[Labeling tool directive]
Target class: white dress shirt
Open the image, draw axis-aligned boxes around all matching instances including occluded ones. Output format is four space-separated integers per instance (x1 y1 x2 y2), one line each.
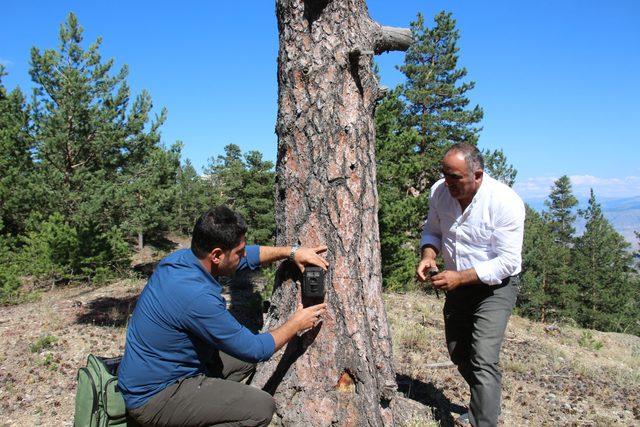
420 174 526 285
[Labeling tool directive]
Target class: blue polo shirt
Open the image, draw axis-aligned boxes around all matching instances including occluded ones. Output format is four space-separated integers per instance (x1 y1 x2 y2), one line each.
118 246 275 409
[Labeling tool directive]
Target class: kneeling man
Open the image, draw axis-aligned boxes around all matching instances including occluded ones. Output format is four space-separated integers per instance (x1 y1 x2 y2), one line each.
119 206 328 426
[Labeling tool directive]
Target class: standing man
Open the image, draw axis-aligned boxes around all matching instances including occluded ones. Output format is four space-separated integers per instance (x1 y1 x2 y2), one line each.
119 206 328 427
416 143 525 427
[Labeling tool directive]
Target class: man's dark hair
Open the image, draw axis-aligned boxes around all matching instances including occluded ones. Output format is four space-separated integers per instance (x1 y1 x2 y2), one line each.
447 142 484 173
191 206 248 258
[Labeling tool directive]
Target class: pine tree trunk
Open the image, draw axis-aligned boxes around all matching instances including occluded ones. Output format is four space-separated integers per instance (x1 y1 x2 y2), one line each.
252 1 411 425
138 231 144 252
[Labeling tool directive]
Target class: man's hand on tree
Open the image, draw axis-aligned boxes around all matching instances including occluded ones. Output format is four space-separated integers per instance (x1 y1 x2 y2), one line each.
294 245 329 273
270 296 328 350
291 301 328 331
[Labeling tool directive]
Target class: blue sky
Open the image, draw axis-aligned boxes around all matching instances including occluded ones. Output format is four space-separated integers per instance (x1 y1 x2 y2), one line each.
2 1 639 200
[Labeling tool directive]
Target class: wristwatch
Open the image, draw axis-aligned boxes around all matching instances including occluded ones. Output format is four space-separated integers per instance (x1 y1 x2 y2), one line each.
289 244 300 261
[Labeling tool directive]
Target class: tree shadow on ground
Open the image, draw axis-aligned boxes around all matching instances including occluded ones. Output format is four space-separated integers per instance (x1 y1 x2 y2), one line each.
131 236 183 278
82 256 265 330
144 235 180 252
133 261 158 278
76 295 139 327
219 269 267 334
396 373 466 427
261 326 321 396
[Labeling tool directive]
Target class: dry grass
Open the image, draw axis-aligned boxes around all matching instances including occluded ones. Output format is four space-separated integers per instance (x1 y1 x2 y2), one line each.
1 284 639 426
385 291 640 426
0 280 140 426
401 414 439 427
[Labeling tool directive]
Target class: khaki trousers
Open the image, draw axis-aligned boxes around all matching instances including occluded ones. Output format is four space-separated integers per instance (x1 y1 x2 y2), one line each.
128 352 275 427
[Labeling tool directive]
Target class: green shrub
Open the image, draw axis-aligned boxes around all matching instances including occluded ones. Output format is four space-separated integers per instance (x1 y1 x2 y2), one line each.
75 224 131 278
578 331 603 350
19 213 77 283
18 214 131 285
30 334 58 353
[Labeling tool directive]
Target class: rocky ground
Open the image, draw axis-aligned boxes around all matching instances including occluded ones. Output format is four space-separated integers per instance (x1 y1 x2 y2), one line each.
0 269 638 426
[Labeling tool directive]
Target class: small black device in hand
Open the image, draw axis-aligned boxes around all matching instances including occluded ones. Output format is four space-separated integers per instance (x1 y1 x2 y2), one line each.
302 266 325 298
429 268 440 299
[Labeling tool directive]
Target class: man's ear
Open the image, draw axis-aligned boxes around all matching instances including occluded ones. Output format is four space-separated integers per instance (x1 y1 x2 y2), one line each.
209 247 225 266
474 170 484 180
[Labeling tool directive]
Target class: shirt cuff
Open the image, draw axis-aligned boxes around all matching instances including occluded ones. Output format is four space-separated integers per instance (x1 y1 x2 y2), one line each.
473 260 502 286
257 332 276 360
244 245 261 270
420 234 441 252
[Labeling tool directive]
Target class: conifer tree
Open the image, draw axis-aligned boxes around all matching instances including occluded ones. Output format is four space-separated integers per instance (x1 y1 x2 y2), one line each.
523 174 579 323
24 13 170 280
375 90 424 290
29 13 166 227
519 205 577 322
0 235 20 300
173 159 218 235
116 144 182 251
204 144 275 245
545 175 578 246
0 68 42 298
399 11 483 188
252 1 413 421
205 144 245 207
0 66 39 237
376 11 483 289
572 190 638 333
483 148 517 187
241 151 275 245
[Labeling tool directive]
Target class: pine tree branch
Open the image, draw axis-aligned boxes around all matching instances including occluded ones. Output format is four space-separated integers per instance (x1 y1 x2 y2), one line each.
70 155 94 170
373 24 413 54
39 151 67 176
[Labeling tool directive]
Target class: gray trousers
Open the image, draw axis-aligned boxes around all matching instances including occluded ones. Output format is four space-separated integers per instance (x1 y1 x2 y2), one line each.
127 352 275 427
444 277 518 427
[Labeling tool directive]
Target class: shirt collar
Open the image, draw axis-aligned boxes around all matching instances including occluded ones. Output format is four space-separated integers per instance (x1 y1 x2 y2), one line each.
458 174 490 216
474 175 488 199
184 248 220 286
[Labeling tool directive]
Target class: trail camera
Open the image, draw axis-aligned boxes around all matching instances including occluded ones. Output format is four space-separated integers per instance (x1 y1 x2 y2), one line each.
302 266 325 298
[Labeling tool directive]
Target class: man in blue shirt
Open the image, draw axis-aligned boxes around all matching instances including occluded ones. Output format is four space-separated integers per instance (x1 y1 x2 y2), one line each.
119 206 328 426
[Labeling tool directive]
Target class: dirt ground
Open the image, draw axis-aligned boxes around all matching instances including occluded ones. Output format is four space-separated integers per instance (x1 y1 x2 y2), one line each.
0 279 638 426
385 292 640 426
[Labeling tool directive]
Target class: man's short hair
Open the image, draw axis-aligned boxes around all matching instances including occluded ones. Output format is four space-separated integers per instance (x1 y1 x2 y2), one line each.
191 206 248 258
447 142 484 173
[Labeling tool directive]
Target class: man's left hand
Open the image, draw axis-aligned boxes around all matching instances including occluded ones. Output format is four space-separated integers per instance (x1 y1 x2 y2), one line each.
431 270 464 292
294 245 329 272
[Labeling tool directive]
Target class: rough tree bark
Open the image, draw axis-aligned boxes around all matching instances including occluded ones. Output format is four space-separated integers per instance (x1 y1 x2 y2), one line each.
251 1 412 425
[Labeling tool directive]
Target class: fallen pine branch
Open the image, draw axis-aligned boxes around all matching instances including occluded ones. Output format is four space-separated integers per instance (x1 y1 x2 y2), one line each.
424 361 455 369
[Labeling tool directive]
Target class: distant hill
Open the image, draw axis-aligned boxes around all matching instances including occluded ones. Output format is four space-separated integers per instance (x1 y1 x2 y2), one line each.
524 196 640 251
